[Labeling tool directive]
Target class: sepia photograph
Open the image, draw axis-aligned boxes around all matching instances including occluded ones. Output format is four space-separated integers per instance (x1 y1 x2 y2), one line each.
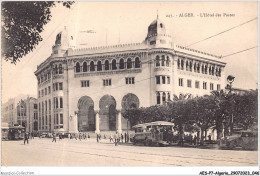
1 1 259 175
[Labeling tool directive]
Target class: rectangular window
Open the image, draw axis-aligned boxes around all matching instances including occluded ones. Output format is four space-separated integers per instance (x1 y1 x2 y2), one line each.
81 80 90 87
56 114 59 125
126 77 135 85
55 83 58 91
103 79 112 86
60 97 63 108
34 104 37 109
210 83 214 90
179 78 183 87
45 88 47 95
38 91 40 98
217 84 221 91
60 114 63 125
203 82 207 90
195 81 200 89
156 76 160 84
49 99 51 112
48 86 51 94
167 76 170 84
187 80 192 88
59 83 63 90
41 90 44 97
56 98 58 108
162 76 166 84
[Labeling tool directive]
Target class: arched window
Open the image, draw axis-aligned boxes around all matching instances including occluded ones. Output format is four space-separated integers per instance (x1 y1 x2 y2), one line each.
119 59 124 69
186 61 189 71
127 58 132 69
161 55 165 66
202 65 204 74
97 61 102 71
197 63 200 73
90 61 95 72
167 92 170 101
194 63 196 72
162 92 166 104
75 62 80 73
205 65 208 74
135 57 140 68
55 65 58 74
105 60 109 70
156 92 160 105
212 67 215 75
156 56 160 67
112 59 117 70
59 64 63 74
190 61 192 71
166 56 170 67
209 66 212 75
178 59 180 69
219 68 221 77
83 62 87 72
181 60 184 70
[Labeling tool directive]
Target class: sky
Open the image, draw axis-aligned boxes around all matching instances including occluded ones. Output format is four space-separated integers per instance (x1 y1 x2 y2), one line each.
2 1 258 103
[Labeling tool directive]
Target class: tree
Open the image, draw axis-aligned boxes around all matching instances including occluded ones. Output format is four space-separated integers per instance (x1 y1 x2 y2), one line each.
2 1 74 64
233 90 258 130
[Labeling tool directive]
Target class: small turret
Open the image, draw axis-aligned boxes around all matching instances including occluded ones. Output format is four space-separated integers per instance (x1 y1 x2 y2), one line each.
52 26 75 57
145 15 173 48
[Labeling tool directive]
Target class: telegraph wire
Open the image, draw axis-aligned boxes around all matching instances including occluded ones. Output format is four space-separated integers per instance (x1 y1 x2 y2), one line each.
186 17 258 47
221 46 258 58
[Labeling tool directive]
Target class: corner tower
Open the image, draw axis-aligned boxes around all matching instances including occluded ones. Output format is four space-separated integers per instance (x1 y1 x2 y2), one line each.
145 15 173 48
52 26 75 57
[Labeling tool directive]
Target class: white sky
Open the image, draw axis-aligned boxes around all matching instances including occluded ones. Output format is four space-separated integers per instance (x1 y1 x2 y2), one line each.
2 1 258 103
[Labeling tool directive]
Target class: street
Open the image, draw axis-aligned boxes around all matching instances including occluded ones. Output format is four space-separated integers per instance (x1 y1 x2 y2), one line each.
1 138 258 166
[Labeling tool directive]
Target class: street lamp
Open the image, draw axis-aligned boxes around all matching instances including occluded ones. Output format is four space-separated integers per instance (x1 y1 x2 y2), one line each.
226 75 235 136
227 75 235 93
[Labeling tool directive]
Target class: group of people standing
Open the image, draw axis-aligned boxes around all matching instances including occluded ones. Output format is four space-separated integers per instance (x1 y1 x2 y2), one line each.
108 132 130 146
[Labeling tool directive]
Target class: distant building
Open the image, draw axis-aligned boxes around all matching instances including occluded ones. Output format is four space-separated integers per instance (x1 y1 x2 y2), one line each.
2 96 38 133
35 16 226 134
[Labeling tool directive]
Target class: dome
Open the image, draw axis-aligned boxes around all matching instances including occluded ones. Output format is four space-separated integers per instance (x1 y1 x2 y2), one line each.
147 17 167 38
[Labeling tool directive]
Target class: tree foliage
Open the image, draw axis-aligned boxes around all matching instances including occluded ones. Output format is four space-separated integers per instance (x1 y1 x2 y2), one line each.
2 1 74 64
123 90 258 141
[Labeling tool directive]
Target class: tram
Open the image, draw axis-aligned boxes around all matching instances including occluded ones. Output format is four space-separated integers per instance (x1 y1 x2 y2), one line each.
132 121 175 146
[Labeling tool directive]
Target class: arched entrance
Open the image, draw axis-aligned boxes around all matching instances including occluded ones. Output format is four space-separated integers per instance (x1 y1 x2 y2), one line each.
121 93 140 111
121 93 140 129
78 96 95 131
99 95 117 131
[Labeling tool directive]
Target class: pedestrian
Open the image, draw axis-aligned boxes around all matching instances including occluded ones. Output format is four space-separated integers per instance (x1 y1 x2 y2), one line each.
109 134 113 142
193 135 197 146
97 133 99 143
104 134 106 139
114 132 119 146
124 132 127 143
83 133 86 140
24 132 29 145
88 133 90 138
121 133 124 143
79 133 82 141
52 133 56 142
208 135 212 144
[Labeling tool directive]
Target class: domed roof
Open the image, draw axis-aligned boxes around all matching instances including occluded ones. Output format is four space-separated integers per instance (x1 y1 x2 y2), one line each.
149 18 165 26
54 26 75 47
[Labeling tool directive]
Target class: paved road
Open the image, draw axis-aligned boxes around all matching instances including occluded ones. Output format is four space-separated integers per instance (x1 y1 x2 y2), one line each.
1 138 258 166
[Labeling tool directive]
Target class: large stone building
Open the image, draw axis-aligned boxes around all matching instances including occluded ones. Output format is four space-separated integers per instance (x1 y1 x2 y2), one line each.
2 96 38 133
34 17 226 134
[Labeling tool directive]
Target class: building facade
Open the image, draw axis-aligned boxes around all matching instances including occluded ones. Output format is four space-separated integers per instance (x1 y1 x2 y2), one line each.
34 17 226 134
2 96 38 133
